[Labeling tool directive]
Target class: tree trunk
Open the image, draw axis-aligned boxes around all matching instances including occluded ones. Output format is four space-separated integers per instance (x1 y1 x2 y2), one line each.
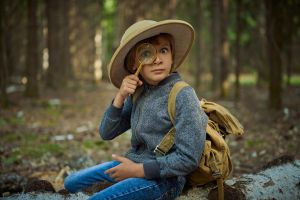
219 0 229 98
255 2 268 88
0 0 9 108
234 0 241 102
265 0 283 109
46 0 67 89
286 42 292 87
167 0 177 18
5 1 27 81
283 3 294 87
25 0 39 98
97 0 109 82
179 158 300 200
61 0 73 81
86 1 101 85
7 158 300 199
210 0 221 91
193 0 202 95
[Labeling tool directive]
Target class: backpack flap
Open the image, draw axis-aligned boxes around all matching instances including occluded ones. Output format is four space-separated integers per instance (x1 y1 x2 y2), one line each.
200 99 244 136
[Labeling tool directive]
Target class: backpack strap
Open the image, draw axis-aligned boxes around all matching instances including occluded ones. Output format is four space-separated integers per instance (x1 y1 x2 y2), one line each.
217 178 225 200
168 81 190 124
154 81 189 156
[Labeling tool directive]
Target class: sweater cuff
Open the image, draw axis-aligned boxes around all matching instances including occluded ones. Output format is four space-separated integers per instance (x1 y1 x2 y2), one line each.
106 103 123 119
143 160 160 179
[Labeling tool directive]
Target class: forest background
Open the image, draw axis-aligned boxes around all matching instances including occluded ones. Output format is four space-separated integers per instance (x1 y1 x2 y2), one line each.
0 0 300 194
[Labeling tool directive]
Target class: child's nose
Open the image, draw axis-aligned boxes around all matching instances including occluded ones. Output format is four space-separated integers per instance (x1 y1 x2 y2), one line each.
153 54 162 64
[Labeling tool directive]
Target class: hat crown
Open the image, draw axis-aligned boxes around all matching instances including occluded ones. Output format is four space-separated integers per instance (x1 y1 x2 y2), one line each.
121 20 157 45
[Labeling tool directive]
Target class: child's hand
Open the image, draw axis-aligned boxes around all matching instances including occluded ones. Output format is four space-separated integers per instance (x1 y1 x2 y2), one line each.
113 75 142 108
104 154 145 181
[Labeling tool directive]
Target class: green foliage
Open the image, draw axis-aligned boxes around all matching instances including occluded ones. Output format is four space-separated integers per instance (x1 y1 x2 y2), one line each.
102 0 117 68
1 133 19 142
83 139 109 150
32 99 65 126
0 114 24 128
1 132 66 166
2 152 20 165
285 74 300 85
21 143 64 157
0 118 8 127
104 0 115 14
239 73 257 86
246 139 264 148
43 107 61 125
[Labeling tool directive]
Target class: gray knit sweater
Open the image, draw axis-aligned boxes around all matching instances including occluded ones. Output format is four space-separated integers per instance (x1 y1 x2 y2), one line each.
99 73 208 181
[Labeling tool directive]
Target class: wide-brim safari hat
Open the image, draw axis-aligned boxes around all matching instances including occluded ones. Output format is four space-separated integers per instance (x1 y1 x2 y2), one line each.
108 19 195 88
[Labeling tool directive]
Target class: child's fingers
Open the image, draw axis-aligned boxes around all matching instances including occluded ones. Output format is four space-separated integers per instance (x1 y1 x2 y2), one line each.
127 82 139 89
125 88 135 95
127 74 141 83
112 154 130 163
124 77 138 84
104 166 116 175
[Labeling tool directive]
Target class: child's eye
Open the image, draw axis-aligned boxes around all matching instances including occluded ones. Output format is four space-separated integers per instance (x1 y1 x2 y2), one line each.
160 47 169 54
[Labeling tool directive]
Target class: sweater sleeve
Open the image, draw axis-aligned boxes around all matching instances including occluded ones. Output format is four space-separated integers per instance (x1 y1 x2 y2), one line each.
99 97 132 140
143 87 208 179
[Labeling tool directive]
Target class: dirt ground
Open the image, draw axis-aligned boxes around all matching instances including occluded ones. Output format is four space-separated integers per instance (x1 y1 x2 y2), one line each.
1 80 299 195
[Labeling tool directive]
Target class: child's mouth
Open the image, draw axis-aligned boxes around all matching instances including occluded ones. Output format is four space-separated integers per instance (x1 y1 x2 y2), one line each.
151 69 165 74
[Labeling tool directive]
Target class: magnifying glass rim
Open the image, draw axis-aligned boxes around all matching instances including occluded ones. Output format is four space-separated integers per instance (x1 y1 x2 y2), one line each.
136 43 156 64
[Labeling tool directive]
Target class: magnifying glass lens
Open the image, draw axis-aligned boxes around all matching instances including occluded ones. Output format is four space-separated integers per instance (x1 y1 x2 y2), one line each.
136 44 156 64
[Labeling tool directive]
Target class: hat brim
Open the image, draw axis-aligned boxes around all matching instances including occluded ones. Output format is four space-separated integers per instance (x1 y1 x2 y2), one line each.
108 20 195 88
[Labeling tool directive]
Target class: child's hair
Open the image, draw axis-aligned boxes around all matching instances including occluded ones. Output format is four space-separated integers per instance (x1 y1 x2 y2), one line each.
124 33 174 73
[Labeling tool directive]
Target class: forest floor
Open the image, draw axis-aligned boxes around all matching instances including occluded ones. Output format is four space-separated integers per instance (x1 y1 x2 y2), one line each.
1 79 300 196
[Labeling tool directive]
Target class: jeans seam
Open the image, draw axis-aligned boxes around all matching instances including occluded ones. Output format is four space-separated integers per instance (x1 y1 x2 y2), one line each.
104 181 165 200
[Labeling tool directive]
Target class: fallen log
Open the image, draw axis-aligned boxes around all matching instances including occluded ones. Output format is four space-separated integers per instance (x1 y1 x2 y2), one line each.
179 156 300 200
2 157 300 200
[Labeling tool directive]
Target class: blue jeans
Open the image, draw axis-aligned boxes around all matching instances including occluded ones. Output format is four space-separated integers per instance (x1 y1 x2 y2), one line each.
64 161 185 200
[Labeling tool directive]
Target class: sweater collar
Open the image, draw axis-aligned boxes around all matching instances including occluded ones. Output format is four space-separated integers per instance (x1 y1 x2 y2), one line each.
142 72 181 90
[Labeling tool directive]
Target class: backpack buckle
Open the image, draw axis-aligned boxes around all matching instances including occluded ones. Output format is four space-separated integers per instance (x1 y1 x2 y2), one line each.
212 170 221 177
154 146 166 157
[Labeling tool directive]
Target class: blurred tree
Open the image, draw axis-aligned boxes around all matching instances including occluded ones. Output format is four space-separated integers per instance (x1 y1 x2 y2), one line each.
210 0 221 91
0 0 8 107
167 0 177 19
283 0 300 86
234 0 241 101
117 0 143 41
219 0 229 98
265 0 284 109
46 0 68 89
25 0 39 97
101 0 116 81
96 0 105 82
252 1 269 88
193 0 203 95
62 0 73 82
4 1 27 83
69 0 101 84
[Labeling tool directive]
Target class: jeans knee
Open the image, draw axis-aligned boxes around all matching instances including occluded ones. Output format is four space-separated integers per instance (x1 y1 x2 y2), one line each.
64 174 77 193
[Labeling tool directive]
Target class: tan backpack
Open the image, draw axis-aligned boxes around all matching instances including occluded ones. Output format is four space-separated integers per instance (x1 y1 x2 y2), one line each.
153 81 244 200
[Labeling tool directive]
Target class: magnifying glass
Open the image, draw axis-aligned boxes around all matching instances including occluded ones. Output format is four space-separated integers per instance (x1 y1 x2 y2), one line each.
134 43 156 76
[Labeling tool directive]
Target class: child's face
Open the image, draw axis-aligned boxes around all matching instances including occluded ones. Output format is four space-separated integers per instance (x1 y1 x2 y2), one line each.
138 36 173 85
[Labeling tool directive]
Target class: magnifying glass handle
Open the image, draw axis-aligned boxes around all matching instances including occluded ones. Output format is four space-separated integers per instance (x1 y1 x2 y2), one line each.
134 62 143 76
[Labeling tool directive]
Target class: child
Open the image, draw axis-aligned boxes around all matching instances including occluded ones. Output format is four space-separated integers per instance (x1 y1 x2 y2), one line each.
64 19 208 200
